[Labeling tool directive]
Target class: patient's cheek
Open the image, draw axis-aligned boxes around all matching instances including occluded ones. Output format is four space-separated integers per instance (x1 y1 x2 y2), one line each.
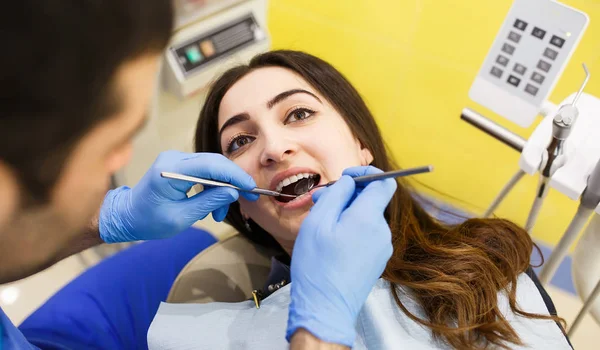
237 197 253 213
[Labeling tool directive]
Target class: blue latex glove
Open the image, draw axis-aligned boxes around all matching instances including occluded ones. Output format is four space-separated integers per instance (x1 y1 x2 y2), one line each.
287 166 397 346
99 151 258 243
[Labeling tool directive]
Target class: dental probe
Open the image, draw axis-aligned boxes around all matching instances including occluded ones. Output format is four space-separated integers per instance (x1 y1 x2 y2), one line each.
524 63 590 232
305 166 434 191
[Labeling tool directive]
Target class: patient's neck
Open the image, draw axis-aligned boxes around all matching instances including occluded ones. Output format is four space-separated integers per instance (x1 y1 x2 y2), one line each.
275 237 294 257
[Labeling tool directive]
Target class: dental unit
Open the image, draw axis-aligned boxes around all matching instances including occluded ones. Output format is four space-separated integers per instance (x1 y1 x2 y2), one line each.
463 0 600 336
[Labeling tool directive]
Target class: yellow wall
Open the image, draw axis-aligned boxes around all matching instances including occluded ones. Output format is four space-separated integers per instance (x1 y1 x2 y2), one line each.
266 0 600 247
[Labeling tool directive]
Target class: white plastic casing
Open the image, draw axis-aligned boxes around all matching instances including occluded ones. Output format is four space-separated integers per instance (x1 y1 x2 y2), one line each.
163 0 270 99
518 93 600 202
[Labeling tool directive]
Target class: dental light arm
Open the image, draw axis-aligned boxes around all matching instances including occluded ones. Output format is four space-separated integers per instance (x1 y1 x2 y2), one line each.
539 155 600 285
560 159 600 336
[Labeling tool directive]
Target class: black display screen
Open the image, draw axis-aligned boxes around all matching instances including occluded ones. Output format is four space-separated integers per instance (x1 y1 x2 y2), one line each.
172 14 263 75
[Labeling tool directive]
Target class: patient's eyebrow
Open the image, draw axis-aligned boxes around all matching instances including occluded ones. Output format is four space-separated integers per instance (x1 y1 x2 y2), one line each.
267 89 322 109
219 112 250 139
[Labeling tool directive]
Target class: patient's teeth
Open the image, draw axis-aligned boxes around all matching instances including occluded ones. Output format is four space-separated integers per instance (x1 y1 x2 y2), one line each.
275 172 320 193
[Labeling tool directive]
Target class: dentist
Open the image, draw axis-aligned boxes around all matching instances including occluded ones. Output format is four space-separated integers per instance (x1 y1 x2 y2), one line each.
0 1 395 349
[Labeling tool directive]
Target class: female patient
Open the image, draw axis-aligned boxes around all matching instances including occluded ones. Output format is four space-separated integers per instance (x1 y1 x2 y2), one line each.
193 50 569 349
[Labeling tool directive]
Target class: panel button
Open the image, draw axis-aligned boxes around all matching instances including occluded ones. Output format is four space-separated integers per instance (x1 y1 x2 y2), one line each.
525 84 539 96
490 66 503 78
532 27 547 40
543 47 558 61
531 72 545 84
507 75 521 87
502 43 516 55
496 55 509 67
200 40 216 58
513 63 527 75
514 19 528 31
537 60 551 73
508 31 522 43
184 46 203 64
550 35 565 48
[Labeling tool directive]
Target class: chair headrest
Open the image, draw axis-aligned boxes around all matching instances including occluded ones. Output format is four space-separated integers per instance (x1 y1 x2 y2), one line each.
167 233 278 304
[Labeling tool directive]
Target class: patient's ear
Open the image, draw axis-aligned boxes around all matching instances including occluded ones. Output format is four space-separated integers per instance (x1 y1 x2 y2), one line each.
359 145 374 166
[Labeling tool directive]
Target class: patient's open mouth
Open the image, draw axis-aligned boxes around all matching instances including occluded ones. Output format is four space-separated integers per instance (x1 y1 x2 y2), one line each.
275 173 321 203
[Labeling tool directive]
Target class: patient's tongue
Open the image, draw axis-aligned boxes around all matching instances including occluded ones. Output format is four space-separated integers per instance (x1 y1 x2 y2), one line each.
277 177 316 203
293 177 316 195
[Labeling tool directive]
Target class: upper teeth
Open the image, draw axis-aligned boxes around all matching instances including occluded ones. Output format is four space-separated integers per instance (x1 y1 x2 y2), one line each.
276 173 316 192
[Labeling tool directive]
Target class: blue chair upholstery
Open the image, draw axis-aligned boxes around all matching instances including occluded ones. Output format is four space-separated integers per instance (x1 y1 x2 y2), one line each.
19 227 217 350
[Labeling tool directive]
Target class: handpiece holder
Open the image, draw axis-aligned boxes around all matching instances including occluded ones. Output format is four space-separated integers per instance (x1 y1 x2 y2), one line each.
519 65 600 201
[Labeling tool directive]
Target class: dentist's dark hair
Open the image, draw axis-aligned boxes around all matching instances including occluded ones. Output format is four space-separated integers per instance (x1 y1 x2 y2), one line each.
195 50 564 349
0 0 173 203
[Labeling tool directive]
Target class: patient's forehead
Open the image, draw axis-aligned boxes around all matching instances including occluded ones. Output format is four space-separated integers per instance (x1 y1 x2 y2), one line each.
218 67 321 126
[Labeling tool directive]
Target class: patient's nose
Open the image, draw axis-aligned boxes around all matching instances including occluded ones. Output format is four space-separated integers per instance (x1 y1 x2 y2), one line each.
260 136 298 166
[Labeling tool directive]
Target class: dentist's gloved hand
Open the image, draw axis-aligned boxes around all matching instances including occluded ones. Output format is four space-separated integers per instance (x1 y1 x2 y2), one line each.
287 166 397 346
99 151 258 243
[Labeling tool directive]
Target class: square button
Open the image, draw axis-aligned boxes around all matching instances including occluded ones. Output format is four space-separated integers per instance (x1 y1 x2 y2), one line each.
531 72 545 84
200 40 216 58
532 27 547 40
543 47 558 60
537 60 552 73
490 66 503 78
550 35 565 48
507 75 521 87
502 43 516 55
508 31 522 43
184 46 203 64
514 19 528 31
513 63 527 75
496 55 509 67
525 84 539 96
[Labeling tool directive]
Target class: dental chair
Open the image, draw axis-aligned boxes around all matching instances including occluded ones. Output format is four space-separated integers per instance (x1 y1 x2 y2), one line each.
167 231 278 303
166 197 468 304
166 197 469 304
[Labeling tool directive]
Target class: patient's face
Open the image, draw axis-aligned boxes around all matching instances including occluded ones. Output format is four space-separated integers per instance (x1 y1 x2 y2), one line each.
218 67 372 253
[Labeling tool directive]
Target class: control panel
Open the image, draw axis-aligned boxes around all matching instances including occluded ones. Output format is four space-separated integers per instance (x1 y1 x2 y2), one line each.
162 0 270 98
172 14 265 76
469 0 588 127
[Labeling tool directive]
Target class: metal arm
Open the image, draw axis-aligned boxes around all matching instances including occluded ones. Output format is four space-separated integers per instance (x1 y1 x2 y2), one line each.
460 108 526 152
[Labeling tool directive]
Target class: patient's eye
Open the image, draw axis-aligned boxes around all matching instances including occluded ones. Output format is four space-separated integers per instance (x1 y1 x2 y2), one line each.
285 107 315 124
227 134 255 154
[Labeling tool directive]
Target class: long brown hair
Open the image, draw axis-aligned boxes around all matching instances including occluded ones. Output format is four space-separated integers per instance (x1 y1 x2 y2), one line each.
195 50 563 349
